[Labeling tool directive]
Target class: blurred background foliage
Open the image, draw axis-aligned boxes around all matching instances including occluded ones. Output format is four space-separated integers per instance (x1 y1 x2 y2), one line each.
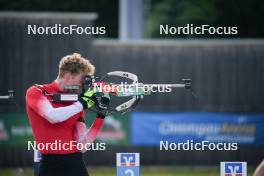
0 0 119 38
144 0 264 38
0 0 263 38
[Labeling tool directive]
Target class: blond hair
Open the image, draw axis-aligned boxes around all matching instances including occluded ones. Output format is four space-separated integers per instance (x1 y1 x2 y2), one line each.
58 53 95 78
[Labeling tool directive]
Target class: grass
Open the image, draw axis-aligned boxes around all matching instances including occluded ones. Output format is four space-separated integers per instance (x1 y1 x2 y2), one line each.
0 166 254 176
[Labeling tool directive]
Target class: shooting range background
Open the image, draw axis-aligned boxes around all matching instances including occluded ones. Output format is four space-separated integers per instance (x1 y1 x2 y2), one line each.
0 12 264 167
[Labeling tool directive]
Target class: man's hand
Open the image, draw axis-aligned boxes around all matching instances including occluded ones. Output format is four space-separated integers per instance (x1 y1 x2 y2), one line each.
94 95 110 118
79 89 95 109
79 90 110 118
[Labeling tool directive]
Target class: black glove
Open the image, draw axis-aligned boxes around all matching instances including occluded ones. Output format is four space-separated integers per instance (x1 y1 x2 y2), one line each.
94 95 110 119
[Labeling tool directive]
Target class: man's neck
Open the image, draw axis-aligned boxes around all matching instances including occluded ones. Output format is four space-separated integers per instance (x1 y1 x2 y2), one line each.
55 78 64 91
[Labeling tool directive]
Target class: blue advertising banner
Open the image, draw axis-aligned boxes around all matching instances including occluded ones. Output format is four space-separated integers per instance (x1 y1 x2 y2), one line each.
130 112 264 146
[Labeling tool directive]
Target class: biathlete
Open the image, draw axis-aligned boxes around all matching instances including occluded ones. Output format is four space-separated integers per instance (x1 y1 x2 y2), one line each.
26 53 108 176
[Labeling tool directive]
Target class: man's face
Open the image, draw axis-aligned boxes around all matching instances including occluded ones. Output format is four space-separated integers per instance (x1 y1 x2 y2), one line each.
62 72 84 93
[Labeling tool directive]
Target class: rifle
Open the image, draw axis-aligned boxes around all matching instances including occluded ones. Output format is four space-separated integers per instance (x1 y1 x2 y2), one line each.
53 71 192 114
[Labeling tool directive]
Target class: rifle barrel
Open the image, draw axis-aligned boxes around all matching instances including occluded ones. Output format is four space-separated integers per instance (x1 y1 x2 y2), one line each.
118 84 186 88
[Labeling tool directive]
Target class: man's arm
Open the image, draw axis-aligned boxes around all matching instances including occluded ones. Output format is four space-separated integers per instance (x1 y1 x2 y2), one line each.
26 86 83 124
75 116 104 153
